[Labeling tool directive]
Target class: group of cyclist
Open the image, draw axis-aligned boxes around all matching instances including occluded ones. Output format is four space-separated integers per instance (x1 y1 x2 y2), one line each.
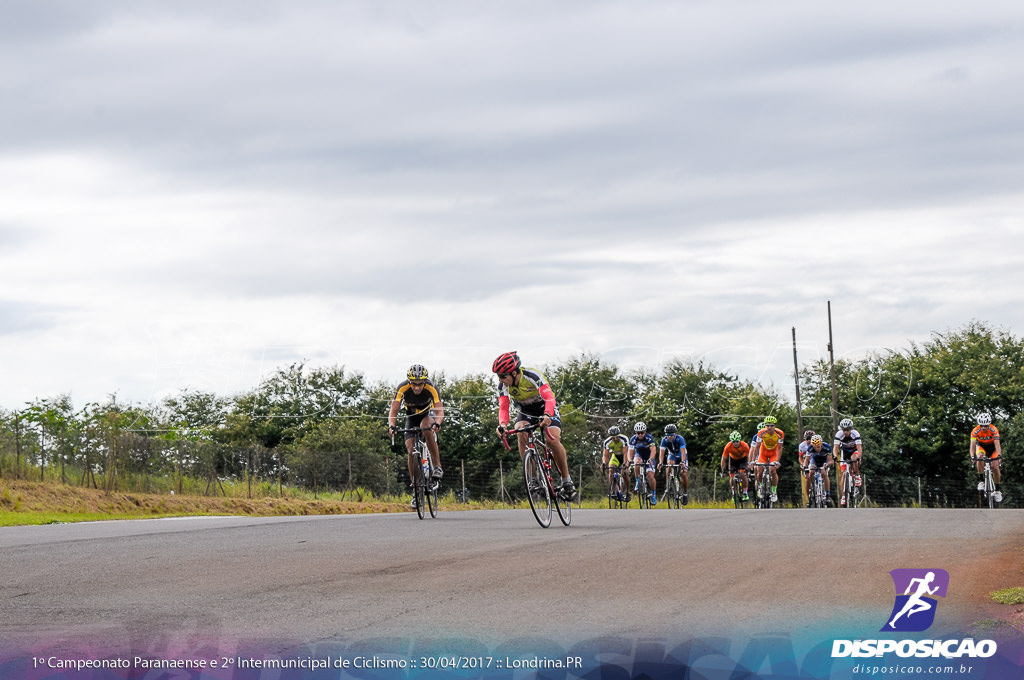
718 417 863 507
387 352 1005 509
601 421 689 506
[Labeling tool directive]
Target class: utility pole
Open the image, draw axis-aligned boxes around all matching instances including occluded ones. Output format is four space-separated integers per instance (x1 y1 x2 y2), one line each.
827 301 839 433
792 326 803 436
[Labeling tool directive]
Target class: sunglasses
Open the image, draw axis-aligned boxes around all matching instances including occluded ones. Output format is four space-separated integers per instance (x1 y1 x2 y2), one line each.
497 373 513 379
410 380 426 386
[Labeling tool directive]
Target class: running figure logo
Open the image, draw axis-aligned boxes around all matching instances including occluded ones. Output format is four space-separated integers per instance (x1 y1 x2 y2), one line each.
881 569 950 632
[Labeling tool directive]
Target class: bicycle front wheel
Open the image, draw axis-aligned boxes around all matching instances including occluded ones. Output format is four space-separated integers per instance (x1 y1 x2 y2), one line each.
413 459 426 520
523 449 552 528
555 482 572 526
667 476 680 509
426 463 438 519
987 470 996 509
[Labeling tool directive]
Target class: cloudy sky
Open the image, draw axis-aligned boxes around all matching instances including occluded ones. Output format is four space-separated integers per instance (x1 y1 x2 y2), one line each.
2 0 1023 410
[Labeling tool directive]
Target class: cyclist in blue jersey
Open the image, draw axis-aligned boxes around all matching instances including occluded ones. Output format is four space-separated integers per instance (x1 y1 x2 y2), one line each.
659 424 689 505
630 422 659 505
800 435 833 507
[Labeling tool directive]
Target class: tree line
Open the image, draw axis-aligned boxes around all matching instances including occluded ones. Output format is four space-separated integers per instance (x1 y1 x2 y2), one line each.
1 322 1020 507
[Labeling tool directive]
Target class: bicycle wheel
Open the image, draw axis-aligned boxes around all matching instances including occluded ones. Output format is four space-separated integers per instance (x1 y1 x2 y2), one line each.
523 449 552 528
635 476 649 509
555 472 572 526
609 474 624 509
425 458 438 519
413 455 426 520
667 475 680 509
843 473 854 509
987 469 996 509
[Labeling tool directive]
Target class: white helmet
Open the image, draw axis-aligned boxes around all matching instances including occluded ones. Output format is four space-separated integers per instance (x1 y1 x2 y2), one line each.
634 422 647 433
839 418 854 430
977 413 992 426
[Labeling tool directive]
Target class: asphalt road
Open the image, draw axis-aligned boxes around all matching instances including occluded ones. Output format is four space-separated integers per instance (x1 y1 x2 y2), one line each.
2 508 1022 658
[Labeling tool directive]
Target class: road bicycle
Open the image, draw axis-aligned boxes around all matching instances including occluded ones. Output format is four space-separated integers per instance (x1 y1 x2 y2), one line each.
502 424 571 528
804 463 830 509
973 455 1000 509
751 462 775 509
838 459 860 509
604 464 628 509
393 427 439 519
632 460 655 509
723 470 747 508
661 463 686 509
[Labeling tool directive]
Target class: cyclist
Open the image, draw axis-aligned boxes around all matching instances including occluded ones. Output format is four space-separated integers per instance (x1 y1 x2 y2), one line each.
492 351 576 499
388 364 445 507
750 416 784 502
797 430 816 464
801 435 833 507
602 425 631 500
833 418 863 506
970 413 1002 503
720 431 750 501
629 422 659 505
659 424 689 505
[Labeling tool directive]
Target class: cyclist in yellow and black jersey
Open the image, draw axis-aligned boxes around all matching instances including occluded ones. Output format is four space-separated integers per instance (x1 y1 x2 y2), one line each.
602 425 632 494
388 364 445 493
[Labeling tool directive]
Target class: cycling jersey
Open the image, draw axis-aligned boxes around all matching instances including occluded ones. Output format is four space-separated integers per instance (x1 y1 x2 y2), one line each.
805 442 832 463
604 434 629 465
723 441 750 460
755 427 784 451
497 368 558 425
660 434 687 459
604 434 629 455
833 429 862 459
629 433 657 461
971 425 1000 455
392 379 442 416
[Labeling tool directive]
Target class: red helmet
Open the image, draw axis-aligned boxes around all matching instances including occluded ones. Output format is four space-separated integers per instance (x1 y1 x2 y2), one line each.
492 351 521 374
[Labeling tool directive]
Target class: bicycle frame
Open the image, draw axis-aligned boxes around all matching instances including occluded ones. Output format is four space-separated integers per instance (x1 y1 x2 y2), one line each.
839 460 858 509
973 456 998 509
502 424 570 527
663 464 684 508
606 465 628 509
633 459 654 509
752 462 774 509
393 427 438 519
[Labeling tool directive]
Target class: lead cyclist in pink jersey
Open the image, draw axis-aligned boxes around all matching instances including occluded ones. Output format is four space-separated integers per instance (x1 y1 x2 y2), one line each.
492 351 576 499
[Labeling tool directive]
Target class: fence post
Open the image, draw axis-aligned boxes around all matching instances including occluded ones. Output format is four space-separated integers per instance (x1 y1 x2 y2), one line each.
917 477 922 508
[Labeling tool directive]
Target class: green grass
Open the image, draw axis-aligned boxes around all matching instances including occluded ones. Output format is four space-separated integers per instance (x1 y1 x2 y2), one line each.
990 587 1024 605
0 511 217 526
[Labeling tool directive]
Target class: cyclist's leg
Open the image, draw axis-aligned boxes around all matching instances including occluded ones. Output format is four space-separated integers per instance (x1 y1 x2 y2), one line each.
421 413 443 478
544 425 571 480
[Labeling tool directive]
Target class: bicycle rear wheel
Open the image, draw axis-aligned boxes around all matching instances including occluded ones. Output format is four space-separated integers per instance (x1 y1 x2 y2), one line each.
987 469 996 509
523 449 552 527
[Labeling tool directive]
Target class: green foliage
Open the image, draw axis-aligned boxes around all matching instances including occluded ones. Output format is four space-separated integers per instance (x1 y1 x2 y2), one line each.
2 322 1023 507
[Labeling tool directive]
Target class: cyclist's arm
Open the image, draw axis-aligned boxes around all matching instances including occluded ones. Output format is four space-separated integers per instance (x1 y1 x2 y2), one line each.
994 439 1002 456
749 441 760 463
387 400 401 429
432 401 444 427
497 394 511 428
969 439 978 459
658 445 666 468
538 383 557 417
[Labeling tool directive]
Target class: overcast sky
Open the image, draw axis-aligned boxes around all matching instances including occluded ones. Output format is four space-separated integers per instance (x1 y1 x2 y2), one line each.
2 0 1023 411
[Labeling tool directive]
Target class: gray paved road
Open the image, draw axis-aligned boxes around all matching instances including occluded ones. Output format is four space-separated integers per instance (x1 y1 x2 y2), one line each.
1 509 1022 657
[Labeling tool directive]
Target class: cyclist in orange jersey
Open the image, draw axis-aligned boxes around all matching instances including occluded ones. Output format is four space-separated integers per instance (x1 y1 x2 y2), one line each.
749 416 784 502
721 431 751 501
970 412 1002 503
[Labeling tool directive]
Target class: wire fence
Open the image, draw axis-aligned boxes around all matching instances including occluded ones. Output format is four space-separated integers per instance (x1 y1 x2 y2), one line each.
1 449 1017 510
